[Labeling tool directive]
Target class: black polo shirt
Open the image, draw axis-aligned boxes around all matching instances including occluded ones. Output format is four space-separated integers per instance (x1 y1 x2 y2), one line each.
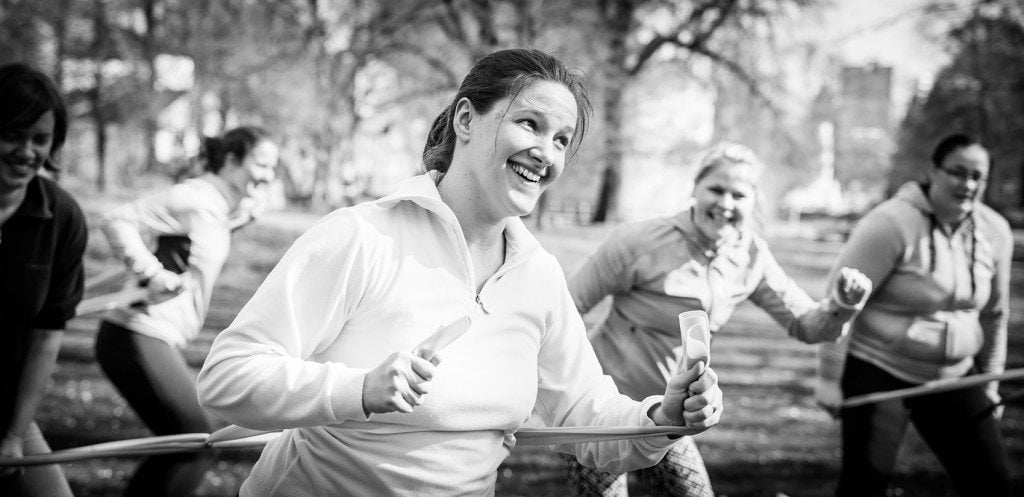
0 175 87 432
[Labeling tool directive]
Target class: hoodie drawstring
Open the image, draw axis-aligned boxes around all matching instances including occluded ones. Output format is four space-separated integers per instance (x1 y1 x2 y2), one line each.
928 214 976 301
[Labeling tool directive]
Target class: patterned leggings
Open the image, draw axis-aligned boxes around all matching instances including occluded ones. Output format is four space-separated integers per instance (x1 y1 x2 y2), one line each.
562 436 713 497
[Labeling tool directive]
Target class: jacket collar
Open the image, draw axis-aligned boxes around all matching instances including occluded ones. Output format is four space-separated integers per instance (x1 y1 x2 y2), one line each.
893 181 934 215
669 207 748 266
12 176 54 220
894 181 974 236
375 171 542 260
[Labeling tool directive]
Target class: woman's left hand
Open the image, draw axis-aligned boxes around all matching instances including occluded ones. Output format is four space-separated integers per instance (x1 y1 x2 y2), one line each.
0 434 24 477
651 362 722 432
832 267 871 308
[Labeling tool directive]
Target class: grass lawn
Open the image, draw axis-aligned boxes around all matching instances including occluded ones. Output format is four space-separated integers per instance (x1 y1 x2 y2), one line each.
42 181 1024 496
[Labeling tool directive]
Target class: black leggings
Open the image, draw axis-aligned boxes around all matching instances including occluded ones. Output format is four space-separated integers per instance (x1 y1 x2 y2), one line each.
95 321 215 497
837 355 1010 497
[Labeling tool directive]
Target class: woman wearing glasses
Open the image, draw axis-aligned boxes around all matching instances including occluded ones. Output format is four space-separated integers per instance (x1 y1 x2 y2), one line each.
816 133 1012 496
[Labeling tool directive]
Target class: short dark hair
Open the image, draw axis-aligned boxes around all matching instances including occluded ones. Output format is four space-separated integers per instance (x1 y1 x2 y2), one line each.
931 133 989 168
421 48 591 173
0 62 69 171
202 126 269 173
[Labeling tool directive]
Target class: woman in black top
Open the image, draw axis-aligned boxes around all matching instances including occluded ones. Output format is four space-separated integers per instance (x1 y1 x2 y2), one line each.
0 62 85 497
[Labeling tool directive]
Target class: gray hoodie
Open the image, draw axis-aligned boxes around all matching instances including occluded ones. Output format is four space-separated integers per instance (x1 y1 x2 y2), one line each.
820 181 1011 389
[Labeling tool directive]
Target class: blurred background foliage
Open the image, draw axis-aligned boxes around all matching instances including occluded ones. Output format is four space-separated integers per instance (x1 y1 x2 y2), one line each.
2 0 1023 226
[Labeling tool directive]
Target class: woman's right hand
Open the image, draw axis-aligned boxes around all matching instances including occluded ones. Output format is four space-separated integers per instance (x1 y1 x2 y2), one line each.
832 267 871 308
815 377 843 419
142 269 182 294
361 351 437 416
651 362 722 432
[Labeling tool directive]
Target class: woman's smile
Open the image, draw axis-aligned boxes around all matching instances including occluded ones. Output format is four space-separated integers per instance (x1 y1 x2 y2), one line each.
508 160 546 183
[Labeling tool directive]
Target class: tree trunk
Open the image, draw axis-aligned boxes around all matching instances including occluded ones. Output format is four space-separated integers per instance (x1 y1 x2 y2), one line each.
142 0 159 172
591 0 631 223
51 4 69 180
190 79 207 148
311 133 333 211
91 0 108 191
91 83 107 192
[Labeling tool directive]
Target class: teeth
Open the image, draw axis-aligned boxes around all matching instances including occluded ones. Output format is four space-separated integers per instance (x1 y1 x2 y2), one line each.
510 163 542 183
710 211 735 223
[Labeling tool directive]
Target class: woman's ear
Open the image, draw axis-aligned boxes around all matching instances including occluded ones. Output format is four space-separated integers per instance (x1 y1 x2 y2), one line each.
224 152 243 171
453 97 474 143
925 164 939 185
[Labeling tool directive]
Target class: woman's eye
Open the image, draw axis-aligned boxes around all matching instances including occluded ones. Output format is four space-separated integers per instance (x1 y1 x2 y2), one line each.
555 136 569 148
708 187 724 195
519 119 537 130
32 135 52 147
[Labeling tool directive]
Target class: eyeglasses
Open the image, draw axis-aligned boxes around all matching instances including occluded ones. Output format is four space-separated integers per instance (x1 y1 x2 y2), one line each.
936 164 988 183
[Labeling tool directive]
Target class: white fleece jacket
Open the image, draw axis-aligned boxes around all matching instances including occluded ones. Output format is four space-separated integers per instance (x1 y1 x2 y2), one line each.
197 173 676 497
102 177 234 347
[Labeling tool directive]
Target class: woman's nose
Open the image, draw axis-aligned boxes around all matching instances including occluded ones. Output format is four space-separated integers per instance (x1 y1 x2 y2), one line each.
13 140 35 159
529 141 554 166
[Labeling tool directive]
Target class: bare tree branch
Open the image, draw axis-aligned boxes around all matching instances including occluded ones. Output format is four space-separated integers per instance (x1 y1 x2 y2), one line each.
629 34 670 75
627 0 737 76
388 41 462 87
434 0 468 43
689 0 738 48
686 41 781 113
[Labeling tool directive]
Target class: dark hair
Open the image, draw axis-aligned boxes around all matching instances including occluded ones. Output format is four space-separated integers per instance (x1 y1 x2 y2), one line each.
421 48 591 173
0 62 69 171
930 133 989 168
202 126 269 173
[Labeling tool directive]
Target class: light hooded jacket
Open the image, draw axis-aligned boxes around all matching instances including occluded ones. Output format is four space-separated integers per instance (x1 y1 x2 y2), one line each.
570 209 858 401
819 182 1011 390
101 177 236 348
197 173 677 497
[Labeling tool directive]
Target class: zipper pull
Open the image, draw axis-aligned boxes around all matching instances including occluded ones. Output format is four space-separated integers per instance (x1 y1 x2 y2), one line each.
475 293 491 314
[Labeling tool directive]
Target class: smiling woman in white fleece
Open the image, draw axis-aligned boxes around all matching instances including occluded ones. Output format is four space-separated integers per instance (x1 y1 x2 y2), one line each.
196 49 724 497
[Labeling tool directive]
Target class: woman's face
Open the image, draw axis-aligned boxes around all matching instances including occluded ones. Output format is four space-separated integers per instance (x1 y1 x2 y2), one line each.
691 162 758 242
0 110 54 194
927 144 989 223
457 80 577 220
224 139 279 194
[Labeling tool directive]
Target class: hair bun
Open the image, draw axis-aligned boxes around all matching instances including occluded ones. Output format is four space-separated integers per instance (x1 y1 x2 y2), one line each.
202 136 221 151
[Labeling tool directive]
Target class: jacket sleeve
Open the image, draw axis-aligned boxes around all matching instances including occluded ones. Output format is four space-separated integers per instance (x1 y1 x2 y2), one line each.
817 209 904 381
533 258 675 475
746 240 862 344
975 218 1012 384
197 211 373 429
34 199 87 329
568 225 637 315
101 185 190 279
